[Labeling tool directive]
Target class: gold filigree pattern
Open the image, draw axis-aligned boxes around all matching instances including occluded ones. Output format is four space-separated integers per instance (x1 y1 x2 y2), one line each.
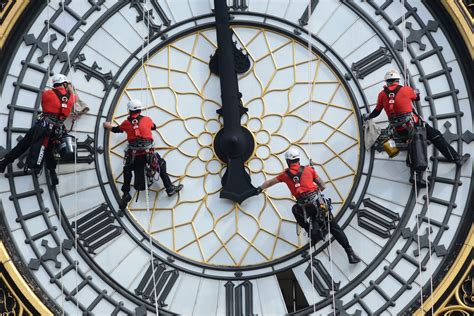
0 0 29 48
108 27 360 266
0 286 17 315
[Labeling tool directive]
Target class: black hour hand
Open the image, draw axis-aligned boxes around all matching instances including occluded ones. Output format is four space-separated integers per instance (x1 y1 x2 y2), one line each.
212 0 256 204
220 157 258 204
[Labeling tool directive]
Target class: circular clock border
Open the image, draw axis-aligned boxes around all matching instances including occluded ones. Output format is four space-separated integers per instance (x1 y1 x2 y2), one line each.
101 20 367 274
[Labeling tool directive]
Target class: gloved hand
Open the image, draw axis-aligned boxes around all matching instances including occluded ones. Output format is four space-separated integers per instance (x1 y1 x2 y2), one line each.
362 113 370 121
254 186 263 195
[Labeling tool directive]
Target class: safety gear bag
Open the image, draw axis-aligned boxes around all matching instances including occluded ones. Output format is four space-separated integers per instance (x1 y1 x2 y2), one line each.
408 124 428 172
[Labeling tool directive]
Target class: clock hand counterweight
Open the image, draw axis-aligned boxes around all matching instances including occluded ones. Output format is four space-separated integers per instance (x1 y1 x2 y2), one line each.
212 0 257 204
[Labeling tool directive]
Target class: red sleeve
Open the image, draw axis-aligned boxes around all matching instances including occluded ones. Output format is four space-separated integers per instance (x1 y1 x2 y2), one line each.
119 120 127 131
276 172 286 182
41 90 48 105
146 116 155 128
311 167 318 179
408 87 417 101
375 91 384 110
41 90 53 105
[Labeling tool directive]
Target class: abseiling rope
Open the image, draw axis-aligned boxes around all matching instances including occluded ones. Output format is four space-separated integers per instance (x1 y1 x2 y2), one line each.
45 2 66 314
141 1 160 314
60 1 81 314
399 0 435 312
305 1 317 313
304 1 337 314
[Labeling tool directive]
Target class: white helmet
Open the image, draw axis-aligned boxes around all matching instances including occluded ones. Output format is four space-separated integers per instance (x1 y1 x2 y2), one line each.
285 148 300 161
127 99 143 112
52 74 69 85
384 69 401 81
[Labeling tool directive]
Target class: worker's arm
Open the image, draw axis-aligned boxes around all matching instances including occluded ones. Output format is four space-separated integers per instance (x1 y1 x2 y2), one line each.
259 177 280 190
103 122 122 133
314 176 326 191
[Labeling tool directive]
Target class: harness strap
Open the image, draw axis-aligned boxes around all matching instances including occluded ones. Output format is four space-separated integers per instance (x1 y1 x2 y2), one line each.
384 85 402 113
52 88 71 120
128 115 143 138
285 165 305 185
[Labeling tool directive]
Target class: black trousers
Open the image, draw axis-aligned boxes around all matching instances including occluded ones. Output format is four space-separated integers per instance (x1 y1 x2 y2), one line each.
425 124 459 161
292 204 351 250
121 152 173 193
396 123 459 162
3 122 57 172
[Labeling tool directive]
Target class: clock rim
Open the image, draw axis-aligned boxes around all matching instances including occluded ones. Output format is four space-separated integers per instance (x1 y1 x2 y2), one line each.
0 1 470 314
101 21 366 273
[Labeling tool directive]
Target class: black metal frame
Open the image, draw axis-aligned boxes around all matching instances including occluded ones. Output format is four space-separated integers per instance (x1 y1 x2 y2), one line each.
0 0 471 314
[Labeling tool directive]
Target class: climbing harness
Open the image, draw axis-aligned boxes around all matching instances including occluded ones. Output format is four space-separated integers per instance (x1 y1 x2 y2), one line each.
139 1 160 313
384 84 402 115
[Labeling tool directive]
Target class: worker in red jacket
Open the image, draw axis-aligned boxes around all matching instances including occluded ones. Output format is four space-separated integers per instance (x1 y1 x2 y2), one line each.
365 69 470 185
0 74 77 185
256 149 360 264
103 99 183 210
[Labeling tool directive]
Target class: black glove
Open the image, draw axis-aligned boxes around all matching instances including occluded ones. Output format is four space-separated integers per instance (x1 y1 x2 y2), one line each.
362 113 370 121
255 186 263 195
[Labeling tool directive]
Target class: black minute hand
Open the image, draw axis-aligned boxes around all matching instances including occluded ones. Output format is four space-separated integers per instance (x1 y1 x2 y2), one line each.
212 0 257 204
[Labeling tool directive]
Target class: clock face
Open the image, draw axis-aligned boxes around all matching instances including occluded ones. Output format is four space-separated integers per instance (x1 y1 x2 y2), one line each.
0 1 472 315
108 26 360 267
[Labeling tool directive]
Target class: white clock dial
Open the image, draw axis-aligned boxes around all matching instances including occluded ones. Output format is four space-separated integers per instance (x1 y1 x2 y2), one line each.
107 25 360 267
0 1 471 315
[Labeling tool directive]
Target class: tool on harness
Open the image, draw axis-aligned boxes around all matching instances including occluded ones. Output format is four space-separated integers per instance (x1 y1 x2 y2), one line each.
146 151 160 186
390 112 415 135
124 138 159 187
297 190 333 219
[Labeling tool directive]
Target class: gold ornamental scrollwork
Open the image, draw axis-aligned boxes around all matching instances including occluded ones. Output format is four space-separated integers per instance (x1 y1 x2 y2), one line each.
0 0 29 49
0 241 50 315
0 285 18 315
461 275 473 307
109 26 360 267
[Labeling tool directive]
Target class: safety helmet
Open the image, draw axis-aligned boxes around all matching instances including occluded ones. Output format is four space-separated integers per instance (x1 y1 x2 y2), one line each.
384 69 401 81
285 148 300 161
51 74 69 85
127 99 143 112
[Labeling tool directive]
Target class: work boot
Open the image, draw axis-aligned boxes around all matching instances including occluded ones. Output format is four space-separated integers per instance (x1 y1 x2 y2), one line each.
166 184 183 197
455 153 470 166
0 158 10 174
345 247 361 264
119 192 132 210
